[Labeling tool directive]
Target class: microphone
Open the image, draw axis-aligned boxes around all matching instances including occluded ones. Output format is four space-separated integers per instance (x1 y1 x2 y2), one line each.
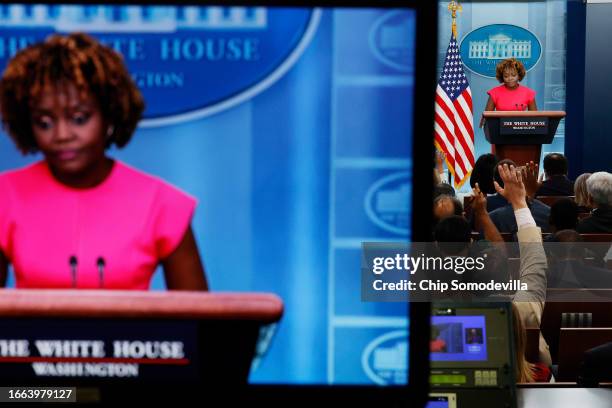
69 255 78 288
97 257 106 289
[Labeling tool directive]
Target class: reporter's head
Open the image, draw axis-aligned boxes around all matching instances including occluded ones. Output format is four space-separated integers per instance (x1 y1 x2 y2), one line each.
434 215 471 255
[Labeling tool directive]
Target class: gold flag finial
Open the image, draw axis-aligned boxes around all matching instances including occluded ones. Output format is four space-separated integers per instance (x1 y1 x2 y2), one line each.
448 1 462 38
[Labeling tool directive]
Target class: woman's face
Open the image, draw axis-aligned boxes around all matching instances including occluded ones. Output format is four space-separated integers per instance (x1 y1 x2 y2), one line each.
30 84 107 177
503 68 519 88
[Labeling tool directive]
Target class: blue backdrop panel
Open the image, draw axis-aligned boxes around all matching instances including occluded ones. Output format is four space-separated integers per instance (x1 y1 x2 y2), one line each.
334 248 405 317
335 85 413 158
334 168 411 239
333 326 408 385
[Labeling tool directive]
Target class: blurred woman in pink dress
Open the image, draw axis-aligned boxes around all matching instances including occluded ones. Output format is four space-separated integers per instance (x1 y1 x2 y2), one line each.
0 33 207 290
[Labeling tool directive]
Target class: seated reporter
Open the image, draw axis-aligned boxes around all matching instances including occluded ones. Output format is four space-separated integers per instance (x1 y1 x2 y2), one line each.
436 166 552 375
0 33 207 290
494 163 552 369
548 198 578 234
536 153 574 197
577 171 612 233
489 161 551 235
574 173 592 213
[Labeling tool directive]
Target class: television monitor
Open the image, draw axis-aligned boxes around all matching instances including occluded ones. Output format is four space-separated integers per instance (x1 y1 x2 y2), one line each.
0 1 435 404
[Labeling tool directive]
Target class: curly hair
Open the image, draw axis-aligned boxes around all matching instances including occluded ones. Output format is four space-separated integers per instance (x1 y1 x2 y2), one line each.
495 58 526 83
0 32 144 154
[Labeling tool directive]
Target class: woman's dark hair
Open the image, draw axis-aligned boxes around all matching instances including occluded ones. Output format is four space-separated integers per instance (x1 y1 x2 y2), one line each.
470 153 498 194
549 198 578 231
495 58 526 83
434 182 456 199
0 32 144 154
434 215 471 255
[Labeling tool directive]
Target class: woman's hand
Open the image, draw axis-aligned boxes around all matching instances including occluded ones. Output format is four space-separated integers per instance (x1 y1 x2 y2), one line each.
0 250 7 287
471 183 488 216
521 161 542 199
480 96 496 128
528 99 537 111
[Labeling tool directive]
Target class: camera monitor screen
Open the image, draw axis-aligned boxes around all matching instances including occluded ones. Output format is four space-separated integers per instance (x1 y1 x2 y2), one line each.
430 315 487 362
0 3 432 394
426 393 457 408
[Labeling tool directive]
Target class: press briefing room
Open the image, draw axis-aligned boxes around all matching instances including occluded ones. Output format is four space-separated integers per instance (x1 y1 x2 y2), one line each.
0 0 609 407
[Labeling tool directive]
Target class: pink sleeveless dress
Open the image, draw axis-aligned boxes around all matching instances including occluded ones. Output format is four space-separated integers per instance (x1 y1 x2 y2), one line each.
0 160 196 289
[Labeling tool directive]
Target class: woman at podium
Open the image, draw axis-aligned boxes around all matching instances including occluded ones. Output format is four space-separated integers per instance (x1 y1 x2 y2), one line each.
479 58 537 128
0 33 208 291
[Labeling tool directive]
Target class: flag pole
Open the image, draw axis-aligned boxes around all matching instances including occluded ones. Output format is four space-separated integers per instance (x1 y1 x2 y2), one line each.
448 0 462 39
447 0 462 186
436 1 473 190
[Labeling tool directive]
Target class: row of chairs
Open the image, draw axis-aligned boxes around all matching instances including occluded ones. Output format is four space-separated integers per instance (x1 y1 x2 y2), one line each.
524 327 612 382
470 232 612 242
526 299 612 382
463 195 587 214
505 258 612 280
535 196 577 206
463 195 577 208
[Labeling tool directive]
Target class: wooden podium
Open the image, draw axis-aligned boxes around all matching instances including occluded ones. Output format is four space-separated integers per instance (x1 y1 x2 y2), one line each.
0 290 283 402
483 111 566 165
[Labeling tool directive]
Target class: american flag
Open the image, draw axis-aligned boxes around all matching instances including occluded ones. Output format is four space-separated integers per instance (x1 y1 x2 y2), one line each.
434 34 474 188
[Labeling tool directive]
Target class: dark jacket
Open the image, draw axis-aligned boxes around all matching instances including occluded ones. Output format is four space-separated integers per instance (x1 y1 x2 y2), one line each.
486 193 508 212
536 175 574 196
489 199 551 234
576 205 612 233
579 342 612 386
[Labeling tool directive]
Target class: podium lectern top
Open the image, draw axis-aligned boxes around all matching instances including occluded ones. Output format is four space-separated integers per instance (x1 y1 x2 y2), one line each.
0 290 284 321
483 110 566 118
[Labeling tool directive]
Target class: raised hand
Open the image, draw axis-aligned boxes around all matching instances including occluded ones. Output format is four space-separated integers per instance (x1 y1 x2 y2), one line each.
435 150 446 174
521 161 542 199
493 164 528 210
472 183 487 215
